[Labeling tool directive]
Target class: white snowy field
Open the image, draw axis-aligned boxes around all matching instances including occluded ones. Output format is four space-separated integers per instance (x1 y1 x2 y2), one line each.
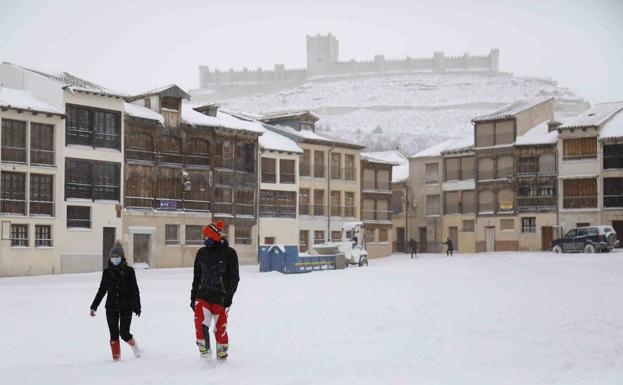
1 252 623 385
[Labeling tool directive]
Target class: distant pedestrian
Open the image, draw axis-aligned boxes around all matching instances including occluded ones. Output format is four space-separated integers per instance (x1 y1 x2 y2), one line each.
408 238 418 258
90 240 142 361
442 237 454 256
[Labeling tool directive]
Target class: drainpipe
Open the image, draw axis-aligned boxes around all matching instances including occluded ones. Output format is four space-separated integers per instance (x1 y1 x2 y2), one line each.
257 148 264 263
327 143 336 242
405 182 409 252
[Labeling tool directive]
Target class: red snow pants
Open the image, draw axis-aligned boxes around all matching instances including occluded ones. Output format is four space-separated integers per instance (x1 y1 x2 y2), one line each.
194 299 228 344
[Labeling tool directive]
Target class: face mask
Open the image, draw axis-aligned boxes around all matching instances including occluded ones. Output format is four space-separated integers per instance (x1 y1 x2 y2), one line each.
111 256 122 266
204 238 215 247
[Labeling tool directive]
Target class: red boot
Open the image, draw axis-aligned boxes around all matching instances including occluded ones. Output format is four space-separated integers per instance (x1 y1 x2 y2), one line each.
126 338 142 358
110 340 121 361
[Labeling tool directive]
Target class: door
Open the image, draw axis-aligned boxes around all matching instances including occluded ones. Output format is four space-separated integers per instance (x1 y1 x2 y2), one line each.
396 227 405 252
419 227 427 253
133 234 150 263
575 227 589 251
102 227 116 269
612 221 623 248
562 229 577 252
541 226 553 251
449 226 459 252
485 227 495 252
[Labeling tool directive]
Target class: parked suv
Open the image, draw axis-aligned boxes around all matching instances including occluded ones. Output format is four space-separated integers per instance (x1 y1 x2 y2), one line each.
551 226 618 253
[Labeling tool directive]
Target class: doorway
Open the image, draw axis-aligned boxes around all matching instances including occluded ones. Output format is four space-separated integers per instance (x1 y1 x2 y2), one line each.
419 227 427 253
448 226 459 252
485 226 495 252
102 227 116 269
396 227 405 252
612 221 623 248
133 234 150 263
541 226 553 251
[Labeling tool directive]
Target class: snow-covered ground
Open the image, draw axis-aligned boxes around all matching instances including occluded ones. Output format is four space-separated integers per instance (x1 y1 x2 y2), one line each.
2 251 622 385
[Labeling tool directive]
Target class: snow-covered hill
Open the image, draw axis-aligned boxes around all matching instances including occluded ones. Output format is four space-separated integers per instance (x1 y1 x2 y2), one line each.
192 72 589 154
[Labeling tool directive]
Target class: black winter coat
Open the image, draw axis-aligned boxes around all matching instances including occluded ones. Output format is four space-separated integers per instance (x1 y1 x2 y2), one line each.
91 258 141 314
191 238 240 307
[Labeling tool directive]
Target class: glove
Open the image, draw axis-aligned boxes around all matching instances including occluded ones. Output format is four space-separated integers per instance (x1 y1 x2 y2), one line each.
134 309 141 317
89 309 96 317
190 300 196 311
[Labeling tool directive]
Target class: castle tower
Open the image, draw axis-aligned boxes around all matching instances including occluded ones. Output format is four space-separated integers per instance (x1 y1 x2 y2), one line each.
306 34 339 76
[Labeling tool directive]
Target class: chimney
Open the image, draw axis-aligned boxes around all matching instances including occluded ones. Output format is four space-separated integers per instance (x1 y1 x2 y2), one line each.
547 119 562 132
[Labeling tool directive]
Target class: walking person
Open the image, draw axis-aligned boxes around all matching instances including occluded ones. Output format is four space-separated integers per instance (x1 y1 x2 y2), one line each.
191 220 240 362
408 238 418 258
442 237 454 256
90 240 142 361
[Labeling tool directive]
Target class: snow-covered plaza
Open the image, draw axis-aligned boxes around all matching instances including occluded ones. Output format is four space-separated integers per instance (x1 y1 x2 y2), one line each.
1 251 622 385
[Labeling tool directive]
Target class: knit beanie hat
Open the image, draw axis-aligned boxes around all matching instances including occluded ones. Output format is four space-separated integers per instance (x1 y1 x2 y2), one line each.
202 220 225 241
108 239 125 258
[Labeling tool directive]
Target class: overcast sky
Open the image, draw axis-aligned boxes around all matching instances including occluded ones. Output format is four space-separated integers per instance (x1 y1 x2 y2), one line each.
1 0 621 103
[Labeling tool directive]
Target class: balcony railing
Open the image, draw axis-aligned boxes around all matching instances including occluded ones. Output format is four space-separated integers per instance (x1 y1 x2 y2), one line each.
66 129 93 146
313 204 324 216
362 180 391 191
445 202 475 215
260 204 296 218
213 156 234 170
563 196 597 209
261 172 276 184
126 149 155 162
362 210 392 221
66 183 92 200
604 195 623 208
125 196 155 209
331 167 341 180
213 202 233 215
1 199 26 215
30 201 54 216
330 205 342 216
280 172 295 184
238 173 257 187
157 152 184 165
183 199 210 212
185 154 209 168
518 196 556 211
1 146 27 164
299 203 311 215
30 149 55 166
93 185 119 201
94 132 120 150
236 203 255 216
344 205 356 217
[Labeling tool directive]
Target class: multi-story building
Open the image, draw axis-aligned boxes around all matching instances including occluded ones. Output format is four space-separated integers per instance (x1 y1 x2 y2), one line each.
557 102 623 235
0 87 65 276
360 151 397 258
472 97 554 252
122 86 262 266
261 111 364 252
388 151 411 253
1 62 126 274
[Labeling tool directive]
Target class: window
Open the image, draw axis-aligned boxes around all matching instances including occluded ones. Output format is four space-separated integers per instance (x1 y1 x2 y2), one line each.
495 121 514 145
345 154 356 180
518 155 538 174
1 119 27 164
539 153 556 174
299 189 310 215
165 224 179 245
279 159 295 184
330 191 341 216
10 224 28 247
498 189 514 212
377 170 390 190
463 220 474 232
604 178 623 208
30 123 55 165
461 157 474 180
300 150 310 176
478 158 494 180
461 190 475 214
424 163 439 184
478 190 494 213
497 156 513 180
521 217 536 233
444 191 459 214
378 228 388 243
314 151 325 178
344 192 355 217
299 230 309 252
261 157 276 183
604 144 623 169
144 97 151 108
445 158 460 181
563 138 597 160
391 191 403 213
66 104 121 149
425 194 440 216
365 228 376 243
235 142 256 173
67 206 91 228
65 158 120 201
563 178 597 209
576 222 590 228
185 225 203 245
235 225 252 245
1 171 26 215
314 189 324 216
314 230 325 244
500 219 514 231
35 225 52 247
476 123 494 147
363 198 375 221
331 231 341 242
264 237 275 245
260 190 296 218
30 174 54 216
331 153 341 179
363 168 375 189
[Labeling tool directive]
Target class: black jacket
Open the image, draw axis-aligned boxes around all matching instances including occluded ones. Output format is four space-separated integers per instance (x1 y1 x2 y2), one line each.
443 240 454 251
91 258 141 314
191 238 239 307
408 239 417 249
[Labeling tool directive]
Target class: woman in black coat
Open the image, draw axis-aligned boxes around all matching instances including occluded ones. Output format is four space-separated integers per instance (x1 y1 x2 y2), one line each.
90 240 142 361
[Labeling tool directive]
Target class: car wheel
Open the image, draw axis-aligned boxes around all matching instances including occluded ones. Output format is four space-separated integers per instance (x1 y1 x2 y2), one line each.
552 245 562 253
584 244 596 253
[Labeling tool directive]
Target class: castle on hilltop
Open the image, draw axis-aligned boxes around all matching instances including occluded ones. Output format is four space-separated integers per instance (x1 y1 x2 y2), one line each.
198 34 500 90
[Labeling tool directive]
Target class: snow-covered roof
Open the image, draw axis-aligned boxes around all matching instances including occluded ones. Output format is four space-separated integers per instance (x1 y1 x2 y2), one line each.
267 124 365 149
560 101 623 130
360 150 409 183
129 84 190 101
392 161 409 183
0 87 64 116
361 151 401 165
3 62 125 98
181 105 263 134
260 110 320 122
441 136 475 155
124 102 164 124
259 129 303 153
599 109 623 140
472 97 553 123
412 136 475 159
515 121 558 146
